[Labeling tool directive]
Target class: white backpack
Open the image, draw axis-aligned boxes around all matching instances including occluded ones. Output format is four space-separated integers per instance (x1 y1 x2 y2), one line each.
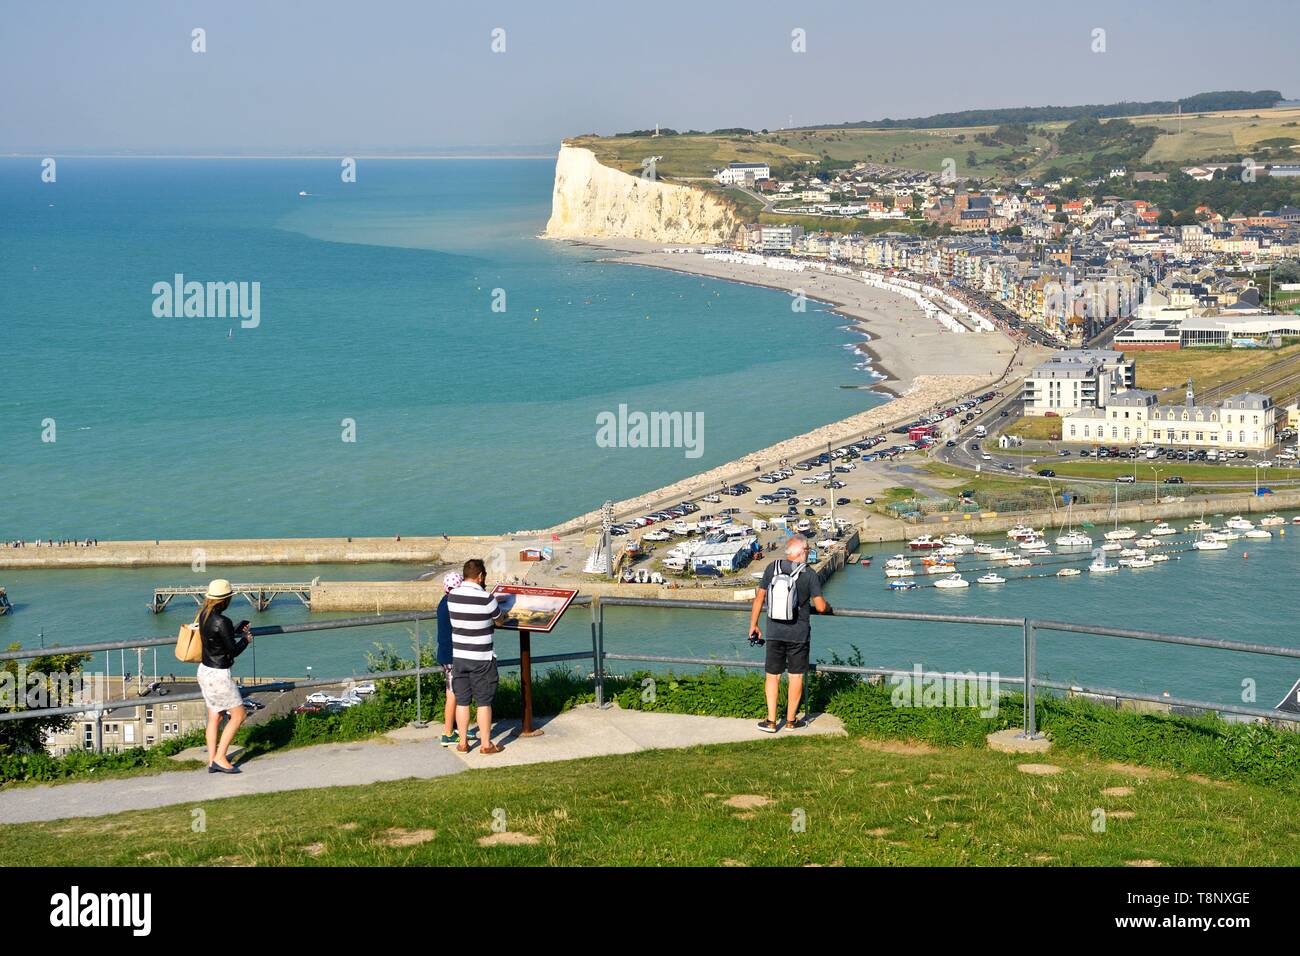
767 560 806 623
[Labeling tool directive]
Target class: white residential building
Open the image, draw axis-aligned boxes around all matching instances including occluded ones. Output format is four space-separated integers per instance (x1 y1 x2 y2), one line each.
1022 349 1134 416
1062 385 1276 450
715 162 770 185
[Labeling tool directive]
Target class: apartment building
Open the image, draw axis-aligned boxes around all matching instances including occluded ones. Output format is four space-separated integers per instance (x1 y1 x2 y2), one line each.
1022 349 1134 416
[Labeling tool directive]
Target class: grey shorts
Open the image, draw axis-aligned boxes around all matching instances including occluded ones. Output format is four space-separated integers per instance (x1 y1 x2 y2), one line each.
451 659 498 707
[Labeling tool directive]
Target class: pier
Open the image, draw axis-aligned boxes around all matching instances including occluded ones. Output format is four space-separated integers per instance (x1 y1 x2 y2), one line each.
150 582 314 614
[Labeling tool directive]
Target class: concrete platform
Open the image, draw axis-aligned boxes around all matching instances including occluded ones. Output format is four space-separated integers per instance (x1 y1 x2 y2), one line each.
986 729 1052 754
0 705 844 824
390 704 846 769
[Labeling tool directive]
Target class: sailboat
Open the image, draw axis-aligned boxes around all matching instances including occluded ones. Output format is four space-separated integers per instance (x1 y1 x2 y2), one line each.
1054 498 1092 547
1103 483 1136 540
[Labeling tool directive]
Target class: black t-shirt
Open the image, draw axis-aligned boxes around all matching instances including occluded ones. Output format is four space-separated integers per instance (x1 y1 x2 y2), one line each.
759 559 823 644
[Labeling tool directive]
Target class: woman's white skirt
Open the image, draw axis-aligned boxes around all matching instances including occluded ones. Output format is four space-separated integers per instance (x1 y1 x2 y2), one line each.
196 664 245 712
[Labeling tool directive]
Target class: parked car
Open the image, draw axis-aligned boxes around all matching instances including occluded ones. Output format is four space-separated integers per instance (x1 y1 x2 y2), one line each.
1163 476 1185 484
1036 469 1056 477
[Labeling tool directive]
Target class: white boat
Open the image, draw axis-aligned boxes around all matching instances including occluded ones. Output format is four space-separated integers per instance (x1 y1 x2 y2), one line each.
942 534 975 547
1149 522 1177 536
884 559 914 579
933 574 969 589
1104 527 1137 541
908 534 944 550
973 543 997 555
1100 541 1122 552
1005 524 1036 540
1260 513 1285 527
1292 516 1300 525
924 562 957 575
1134 536 1158 549
1055 530 1093 547
1193 537 1228 551
1126 557 1156 569
643 530 671 541
1057 567 1082 577
936 545 965 558
1089 560 1118 574
986 548 1015 561
1149 553 1171 563
1119 547 1146 558
1244 529 1272 539
1017 534 1047 550
1225 515 1254 531
1214 529 1240 541
1005 557 1032 567
1184 520 1211 532
976 573 1005 585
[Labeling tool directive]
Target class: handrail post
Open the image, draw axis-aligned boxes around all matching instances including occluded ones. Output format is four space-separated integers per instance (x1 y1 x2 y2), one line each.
93 710 103 754
593 597 606 708
1021 618 1038 739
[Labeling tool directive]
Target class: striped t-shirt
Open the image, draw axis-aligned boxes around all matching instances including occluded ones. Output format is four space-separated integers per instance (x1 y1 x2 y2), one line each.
447 582 500 662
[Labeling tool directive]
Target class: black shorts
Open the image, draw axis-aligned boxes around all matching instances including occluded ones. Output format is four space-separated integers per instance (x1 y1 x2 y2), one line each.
451 659 499 707
764 639 809 676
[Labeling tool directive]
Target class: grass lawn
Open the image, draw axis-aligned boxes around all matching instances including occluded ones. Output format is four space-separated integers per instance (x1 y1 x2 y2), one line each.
1005 417 1062 441
3 734 1295 867
923 463 1057 502
1127 343 1300 398
1050 460 1300 483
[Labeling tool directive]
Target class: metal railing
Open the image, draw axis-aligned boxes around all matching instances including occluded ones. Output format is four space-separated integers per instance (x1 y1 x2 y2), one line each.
3 597 1298 755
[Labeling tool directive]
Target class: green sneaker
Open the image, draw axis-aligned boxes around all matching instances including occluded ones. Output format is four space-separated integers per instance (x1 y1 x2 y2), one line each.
439 731 459 747
467 725 480 739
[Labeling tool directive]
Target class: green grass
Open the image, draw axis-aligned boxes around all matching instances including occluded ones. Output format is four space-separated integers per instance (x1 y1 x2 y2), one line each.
4 733 1296 866
1129 343 1300 399
6 669 1300 866
1005 417 1062 441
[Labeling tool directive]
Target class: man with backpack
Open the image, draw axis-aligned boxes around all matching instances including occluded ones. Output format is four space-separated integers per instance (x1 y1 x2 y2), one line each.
747 534 832 732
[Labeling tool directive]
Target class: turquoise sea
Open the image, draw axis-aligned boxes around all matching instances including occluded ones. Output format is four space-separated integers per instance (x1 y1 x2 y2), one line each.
1 158 1297 712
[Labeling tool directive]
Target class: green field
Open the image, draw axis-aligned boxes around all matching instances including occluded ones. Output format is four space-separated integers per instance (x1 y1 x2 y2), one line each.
1005 417 1063 441
573 106 1300 187
3 734 1295 867
1129 343 1300 400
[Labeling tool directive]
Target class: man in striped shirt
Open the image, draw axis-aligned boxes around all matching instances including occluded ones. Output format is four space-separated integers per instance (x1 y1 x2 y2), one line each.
449 558 507 754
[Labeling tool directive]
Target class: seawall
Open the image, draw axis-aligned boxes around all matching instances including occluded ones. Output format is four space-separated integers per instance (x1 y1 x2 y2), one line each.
0 536 462 570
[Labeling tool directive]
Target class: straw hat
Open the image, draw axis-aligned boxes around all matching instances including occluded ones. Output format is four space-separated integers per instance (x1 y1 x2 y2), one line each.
204 579 234 600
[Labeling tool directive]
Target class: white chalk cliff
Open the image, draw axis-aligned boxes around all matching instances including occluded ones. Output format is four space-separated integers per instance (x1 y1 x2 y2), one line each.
544 144 739 244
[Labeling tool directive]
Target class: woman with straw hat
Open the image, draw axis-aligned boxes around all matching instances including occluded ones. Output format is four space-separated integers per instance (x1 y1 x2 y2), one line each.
196 578 253 774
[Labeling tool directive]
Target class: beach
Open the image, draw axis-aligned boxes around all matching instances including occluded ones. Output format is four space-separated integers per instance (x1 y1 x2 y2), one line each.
574 238 1017 392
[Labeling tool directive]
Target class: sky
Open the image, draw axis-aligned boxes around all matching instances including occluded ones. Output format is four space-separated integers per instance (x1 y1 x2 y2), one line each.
3 0 1299 154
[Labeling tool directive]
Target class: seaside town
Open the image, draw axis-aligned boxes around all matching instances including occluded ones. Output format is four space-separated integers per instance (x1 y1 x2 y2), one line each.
717 158 1300 347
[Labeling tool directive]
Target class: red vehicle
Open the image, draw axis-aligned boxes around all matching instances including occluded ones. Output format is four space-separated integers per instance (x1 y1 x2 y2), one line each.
907 425 936 442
